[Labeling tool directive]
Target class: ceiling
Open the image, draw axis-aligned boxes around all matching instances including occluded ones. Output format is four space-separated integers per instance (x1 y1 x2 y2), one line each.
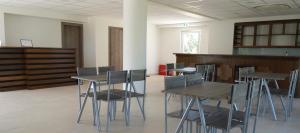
0 0 213 24
151 0 300 20
0 0 299 24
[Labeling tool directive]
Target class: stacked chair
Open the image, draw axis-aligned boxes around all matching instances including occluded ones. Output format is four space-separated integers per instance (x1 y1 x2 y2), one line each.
195 64 216 81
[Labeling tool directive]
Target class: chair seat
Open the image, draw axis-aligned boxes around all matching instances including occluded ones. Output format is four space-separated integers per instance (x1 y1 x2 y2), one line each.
270 88 289 96
206 115 242 130
192 105 245 122
167 110 200 121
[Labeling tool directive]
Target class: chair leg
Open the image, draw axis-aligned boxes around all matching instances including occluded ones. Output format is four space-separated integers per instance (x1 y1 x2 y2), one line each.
106 100 111 132
92 98 96 125
280 96 288 121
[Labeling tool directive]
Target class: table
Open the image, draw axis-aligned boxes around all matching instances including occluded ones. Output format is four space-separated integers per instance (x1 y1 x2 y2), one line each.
71 75 107 131
164 82 233 133
247 72 289 120
171 67 196 75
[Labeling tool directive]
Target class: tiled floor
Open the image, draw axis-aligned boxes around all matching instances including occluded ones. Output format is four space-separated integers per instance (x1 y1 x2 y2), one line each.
0 75 299 133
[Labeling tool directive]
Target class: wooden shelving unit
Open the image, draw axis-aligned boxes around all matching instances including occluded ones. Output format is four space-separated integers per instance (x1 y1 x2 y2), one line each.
233 19 300 48
0 47 77 91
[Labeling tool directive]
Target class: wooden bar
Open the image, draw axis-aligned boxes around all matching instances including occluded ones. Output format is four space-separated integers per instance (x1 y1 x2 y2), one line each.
175 53 300 97
0 47 77 91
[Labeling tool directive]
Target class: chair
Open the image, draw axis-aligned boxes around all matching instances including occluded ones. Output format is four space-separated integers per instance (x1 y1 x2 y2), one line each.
165 73 204 133
206 64 216 81
270 69 299 120
206 80 261 133
236 67 255 83
164 76 186 133
96 70 129 131
166 63 175 76
98 66 115 75
176 63 185 69
128 69 147 120
195 64 216 81
76 67 98 108
76 67 98 124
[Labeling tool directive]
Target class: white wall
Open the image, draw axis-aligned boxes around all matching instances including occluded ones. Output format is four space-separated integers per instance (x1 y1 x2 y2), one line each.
158 26 209 65
0 11 5 45
147 24 159 74
5 14 62 48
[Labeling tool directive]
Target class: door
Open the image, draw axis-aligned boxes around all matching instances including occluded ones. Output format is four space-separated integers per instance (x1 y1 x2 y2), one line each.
109 27 123 70
62 22 83 67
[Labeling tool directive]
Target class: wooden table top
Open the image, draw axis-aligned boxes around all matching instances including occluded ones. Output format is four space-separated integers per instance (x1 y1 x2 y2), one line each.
247 72 289 80
164 82 233 100
71 75 107 82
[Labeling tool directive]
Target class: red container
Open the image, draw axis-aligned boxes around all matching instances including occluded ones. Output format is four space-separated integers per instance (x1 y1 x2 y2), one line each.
159 64 166 75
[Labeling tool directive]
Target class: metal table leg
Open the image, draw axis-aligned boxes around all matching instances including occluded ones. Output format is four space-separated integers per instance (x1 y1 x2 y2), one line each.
92 81 101 131
175 98 195 133
164 93 168 133
262 79 277 120
77 82 92 123
196 98 207 133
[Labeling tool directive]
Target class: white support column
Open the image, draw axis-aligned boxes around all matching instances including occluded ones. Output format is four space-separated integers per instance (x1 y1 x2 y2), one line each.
123 0 147 70
0 11 5 46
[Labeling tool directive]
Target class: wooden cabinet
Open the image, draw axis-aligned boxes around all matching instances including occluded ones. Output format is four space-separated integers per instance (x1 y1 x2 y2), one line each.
0 47 77 91
234 19 300 48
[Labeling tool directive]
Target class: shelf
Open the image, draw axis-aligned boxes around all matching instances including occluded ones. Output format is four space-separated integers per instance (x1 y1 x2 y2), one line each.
272 34 297 35
234 19 300 48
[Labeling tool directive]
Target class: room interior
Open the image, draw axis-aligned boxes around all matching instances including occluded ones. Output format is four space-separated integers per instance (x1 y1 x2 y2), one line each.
0 0 300 133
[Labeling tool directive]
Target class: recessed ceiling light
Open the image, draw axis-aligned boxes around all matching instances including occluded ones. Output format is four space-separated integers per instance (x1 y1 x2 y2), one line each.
186 0 203 4
254 4 291 10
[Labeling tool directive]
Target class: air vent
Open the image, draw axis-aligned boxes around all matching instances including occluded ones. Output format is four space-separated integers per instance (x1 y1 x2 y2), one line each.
254 4 291 10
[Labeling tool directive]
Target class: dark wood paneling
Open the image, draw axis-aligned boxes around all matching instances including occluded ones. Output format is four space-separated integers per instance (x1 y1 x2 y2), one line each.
0 47 76 91
175 53 300 97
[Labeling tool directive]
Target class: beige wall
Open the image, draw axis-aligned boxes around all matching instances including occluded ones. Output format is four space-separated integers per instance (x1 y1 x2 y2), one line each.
4 14 62 48
0 11 5 45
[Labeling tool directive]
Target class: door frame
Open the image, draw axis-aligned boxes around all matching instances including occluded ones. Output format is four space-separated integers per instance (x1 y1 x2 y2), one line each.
61 22 83 67
108 26 123 69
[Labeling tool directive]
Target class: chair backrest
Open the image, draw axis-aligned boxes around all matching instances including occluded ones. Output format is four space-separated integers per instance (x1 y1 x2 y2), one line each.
289 69 299 97
227 82 251 132
77 67 98 76
249 79 262 99
98 66 115 75
195 64 206 74
185 73 204 86
130 69 146 82
238 67 255 82
166 63 175 70
176 63 185 69
206 64 216 81
164 76 186 90
107 70 128 84
229 82 250 105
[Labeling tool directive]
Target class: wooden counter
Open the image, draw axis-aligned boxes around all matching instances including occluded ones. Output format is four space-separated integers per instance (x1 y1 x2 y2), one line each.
0 47 77 91
175 53 300 97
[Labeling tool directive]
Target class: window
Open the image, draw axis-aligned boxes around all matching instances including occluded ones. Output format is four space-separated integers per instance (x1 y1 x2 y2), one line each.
181 31 200 53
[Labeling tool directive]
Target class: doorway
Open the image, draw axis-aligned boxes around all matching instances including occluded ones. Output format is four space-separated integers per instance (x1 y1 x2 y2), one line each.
61 22 83 67
109 27 123 70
